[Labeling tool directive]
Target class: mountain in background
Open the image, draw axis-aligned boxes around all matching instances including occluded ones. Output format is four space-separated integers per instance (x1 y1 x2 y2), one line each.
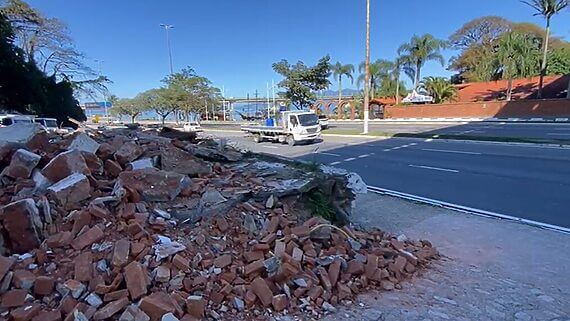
320 89 361 97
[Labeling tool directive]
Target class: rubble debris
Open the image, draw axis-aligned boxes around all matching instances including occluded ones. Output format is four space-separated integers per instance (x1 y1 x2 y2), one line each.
0 127 438 321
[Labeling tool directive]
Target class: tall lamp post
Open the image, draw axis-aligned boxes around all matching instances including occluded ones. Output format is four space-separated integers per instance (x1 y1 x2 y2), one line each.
94 59 108 123
363 0 371 134
159 24 175 75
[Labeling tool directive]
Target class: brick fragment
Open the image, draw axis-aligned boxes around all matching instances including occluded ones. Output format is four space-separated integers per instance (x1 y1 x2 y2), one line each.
0 255 16 281
34 276 55 296
71 226 104 250
347 260 364 275
1 199 42 253
103 289 129 302
112 239 131 268
93 297 129 320
272 294 288 312
244 259 265 276
10 303 41 321
172 254 189 271
213 254 232 268
74 252 92 281
31 310 61 321
1 289 28 308
185 296 205 319
124 261 148 300
250 277 273 307
139 292 176 321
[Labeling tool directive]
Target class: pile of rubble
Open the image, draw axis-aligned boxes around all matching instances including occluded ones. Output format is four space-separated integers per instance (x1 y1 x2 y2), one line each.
0 124 438 321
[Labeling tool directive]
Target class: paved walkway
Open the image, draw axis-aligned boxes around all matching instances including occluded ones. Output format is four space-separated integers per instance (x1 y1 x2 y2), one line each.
297 193 570 321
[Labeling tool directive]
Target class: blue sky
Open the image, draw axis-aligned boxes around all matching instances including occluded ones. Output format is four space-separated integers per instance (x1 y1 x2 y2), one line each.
27 0 569 99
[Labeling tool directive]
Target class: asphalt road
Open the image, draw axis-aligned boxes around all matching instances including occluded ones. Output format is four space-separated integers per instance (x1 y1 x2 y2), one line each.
329 122 570 140
201 122 570 140
203 130 570 229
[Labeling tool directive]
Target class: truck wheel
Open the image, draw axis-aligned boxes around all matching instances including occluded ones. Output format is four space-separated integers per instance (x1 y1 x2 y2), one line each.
286 135 296 146
253 134 262 143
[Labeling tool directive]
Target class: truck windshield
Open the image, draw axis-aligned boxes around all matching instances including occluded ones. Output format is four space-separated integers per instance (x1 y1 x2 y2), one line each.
44 119 58 127
297 114 318 126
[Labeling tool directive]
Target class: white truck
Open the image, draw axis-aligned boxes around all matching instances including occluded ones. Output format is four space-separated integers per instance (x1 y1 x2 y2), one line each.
241 111 321 146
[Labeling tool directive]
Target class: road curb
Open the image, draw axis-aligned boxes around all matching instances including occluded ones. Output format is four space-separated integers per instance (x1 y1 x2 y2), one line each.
367 185 570 234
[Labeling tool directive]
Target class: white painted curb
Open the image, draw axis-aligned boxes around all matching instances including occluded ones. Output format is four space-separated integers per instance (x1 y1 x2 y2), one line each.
367 185 570 234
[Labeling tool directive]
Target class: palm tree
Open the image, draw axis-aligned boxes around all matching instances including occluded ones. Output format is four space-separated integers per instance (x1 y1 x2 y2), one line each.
332 62 354 118
358 59 393 99
496 32 539 100
398 34 446 90
521 0 568 98
419 77 458 104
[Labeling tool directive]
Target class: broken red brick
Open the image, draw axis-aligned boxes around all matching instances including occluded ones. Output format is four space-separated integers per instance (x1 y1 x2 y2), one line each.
139 292 176 321
244 259 265 276
1 289 28 308
71 226 104 250
112 239 131 268
272 294 288 312
250 277 273 307
31 310 61 321
33 276 55 296
10 303 41 321
92 297 129 320
213 254 232 268
74 252 92 282
124 261 148 300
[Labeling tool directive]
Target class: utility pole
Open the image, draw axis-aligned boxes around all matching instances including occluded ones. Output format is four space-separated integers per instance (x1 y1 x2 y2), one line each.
222 86 227 121
159 24 174 75
363 0 371 134
266 83 270 119
94 59 108 123
254 90 259 115
247 93 250 116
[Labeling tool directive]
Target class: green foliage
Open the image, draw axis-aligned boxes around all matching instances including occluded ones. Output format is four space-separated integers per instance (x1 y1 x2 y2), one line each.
1 0 109 99
521 0 568 20
110 97 144 123
495 31 541 99
0 12 85 126
306 189 335 222
163 67 221 119
357 59 394 98
332 62 354 84
547 45 570 74
419 77 458 104
377 77 407 99
272 56 331 109
398 34 446 88
449 16 511 50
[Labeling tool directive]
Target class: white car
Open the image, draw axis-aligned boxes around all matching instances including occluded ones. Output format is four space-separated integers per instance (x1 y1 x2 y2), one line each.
34 118 59 132
183 122 203 132
318 115 329 130
0 115 34 127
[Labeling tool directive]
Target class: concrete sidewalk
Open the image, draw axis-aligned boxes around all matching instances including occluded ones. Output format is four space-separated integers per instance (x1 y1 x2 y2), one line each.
315 193 569 321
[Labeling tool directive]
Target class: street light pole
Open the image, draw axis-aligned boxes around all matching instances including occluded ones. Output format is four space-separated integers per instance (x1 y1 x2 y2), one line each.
94 59 108 123
159 24 174 75
363 0 371 134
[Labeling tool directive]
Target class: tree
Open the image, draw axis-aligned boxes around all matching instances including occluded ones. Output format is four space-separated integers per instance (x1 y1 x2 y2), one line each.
419 77 458 104
1 12 85 126
0 0 110 99
272 56 331 109
546 45 570 75
357 59 393 99
521 0 569 98
163 67 220 121
110 97 146 124
449 16 512 50
496 32 540 100
398 34 446 89
332 62 354 118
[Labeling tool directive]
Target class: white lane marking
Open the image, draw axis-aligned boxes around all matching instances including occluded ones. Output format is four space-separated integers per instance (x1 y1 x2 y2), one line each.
392 146 401 150
344 157 356 162
409 143 418 146
421 148 482 155
408 164 459 173
383 149 391 152
367 185 570 234
262 146 279 149
358 154 370 158
425 138 434 142
547 133 570 136
329 161 341 166
319 152 341 157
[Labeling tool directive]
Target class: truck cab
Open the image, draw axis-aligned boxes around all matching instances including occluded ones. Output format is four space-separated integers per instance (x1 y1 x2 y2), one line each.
282 111 321 144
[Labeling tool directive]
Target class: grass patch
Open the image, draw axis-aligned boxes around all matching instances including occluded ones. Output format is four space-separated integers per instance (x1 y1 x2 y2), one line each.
306 189 336 222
